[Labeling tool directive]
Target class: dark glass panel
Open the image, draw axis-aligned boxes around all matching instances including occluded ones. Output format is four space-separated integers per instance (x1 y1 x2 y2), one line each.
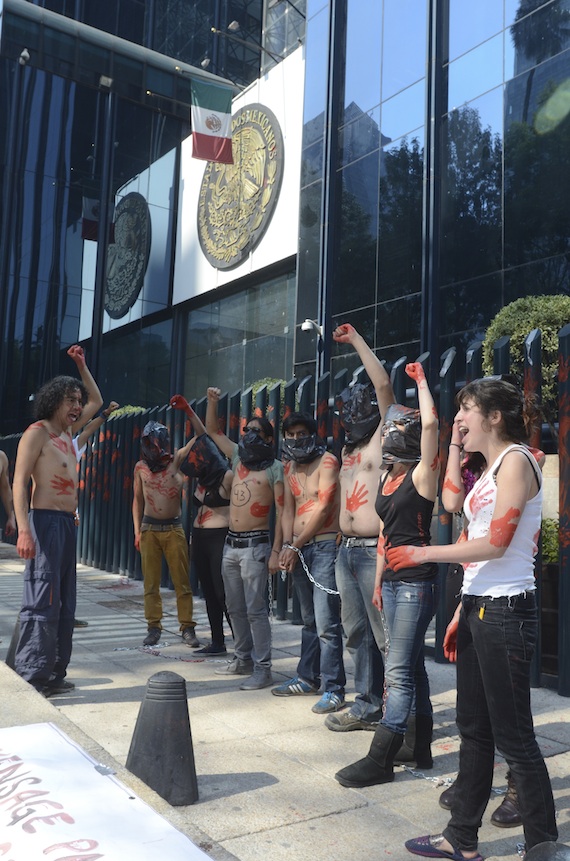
342 0 381 122
303 6 329 126
338 106 381 168
297 179 322 323
448 35 504 112
377 134 424 300
375 294 421 351
331 154 379 315
508 0 570 77
331 307 376 357
504 54 570 268
504 259 570 305
440 97 503 286
100 320 173 408
449 0 503 62
301 139 324 185
440 275 504 347
381 0 428 101
381 80 425 143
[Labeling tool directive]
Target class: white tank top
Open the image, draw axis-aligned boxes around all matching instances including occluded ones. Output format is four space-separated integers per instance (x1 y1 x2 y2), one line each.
461 444 542 597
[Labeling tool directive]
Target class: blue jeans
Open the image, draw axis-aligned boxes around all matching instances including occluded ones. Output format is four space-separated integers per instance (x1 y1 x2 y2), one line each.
444 592 557 852
293 540 345 694
380 578 437 735
335 542 385 721
222 540 272 669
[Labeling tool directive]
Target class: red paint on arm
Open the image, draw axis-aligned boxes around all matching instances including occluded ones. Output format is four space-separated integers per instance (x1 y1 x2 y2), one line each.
405 362 425 383
443 475 461 494
376 534 385 557
322 454 339 471
430 454 439 471
489 507 520 548
237 463 249 479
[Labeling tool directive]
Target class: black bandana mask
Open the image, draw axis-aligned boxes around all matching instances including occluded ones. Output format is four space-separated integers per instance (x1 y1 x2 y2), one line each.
381 404 421 467
141 421 172 472
338 382 381 445
281 433 327 464
238 429 275 471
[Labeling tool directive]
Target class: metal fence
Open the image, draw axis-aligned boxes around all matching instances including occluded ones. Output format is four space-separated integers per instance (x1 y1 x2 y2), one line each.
1 324 569 693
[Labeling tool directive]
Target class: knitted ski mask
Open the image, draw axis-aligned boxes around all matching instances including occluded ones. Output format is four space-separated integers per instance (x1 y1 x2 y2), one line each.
140 421 172 472
381 403 421 467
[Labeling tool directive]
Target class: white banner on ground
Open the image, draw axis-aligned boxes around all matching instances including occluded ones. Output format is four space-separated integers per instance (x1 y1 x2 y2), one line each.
0 722 210 861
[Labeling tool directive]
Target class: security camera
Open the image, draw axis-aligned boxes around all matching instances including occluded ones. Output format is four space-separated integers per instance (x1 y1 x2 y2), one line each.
19 48 30 66
301 319 315 331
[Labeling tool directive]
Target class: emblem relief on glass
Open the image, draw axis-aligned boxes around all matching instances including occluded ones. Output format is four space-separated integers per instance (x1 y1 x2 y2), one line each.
105 192 152 319
197 103 285 269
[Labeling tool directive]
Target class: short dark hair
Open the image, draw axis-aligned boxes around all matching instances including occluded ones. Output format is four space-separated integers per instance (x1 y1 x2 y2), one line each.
282 411 317 435
246 415 274 439
34 376 88 421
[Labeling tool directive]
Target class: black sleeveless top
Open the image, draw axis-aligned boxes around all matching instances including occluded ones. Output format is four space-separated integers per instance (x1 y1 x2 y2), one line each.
375 467 438 583
193 487 230 509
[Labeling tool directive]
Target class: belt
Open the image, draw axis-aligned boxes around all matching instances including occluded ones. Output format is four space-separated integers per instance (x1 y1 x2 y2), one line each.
342 535 378 548
304 532 338 545
141 522 182 532
225 535 270 548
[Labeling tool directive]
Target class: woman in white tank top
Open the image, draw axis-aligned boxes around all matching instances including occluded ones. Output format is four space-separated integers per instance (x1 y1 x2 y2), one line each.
387 376 557 861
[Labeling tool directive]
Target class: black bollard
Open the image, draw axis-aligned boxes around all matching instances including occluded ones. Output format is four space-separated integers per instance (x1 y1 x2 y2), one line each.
525 846 570 861
5 616 20 670
126 670 199 805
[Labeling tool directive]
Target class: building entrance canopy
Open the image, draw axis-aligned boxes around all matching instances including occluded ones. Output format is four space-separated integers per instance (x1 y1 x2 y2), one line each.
0 0 238 120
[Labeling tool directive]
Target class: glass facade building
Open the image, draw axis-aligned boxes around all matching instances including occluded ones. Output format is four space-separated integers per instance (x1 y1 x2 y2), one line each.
0 0 568 435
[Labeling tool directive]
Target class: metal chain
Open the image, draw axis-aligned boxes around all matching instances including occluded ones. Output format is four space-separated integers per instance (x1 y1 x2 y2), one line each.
282 543 340 595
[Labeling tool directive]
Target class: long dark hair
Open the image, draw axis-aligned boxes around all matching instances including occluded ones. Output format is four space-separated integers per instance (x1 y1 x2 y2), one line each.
456 377 540 443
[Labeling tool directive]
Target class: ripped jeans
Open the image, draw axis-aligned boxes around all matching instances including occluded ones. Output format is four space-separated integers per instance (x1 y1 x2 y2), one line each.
379 578 437 735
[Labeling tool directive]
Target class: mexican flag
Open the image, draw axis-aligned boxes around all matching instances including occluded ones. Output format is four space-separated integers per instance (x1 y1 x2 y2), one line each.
191 80 234 164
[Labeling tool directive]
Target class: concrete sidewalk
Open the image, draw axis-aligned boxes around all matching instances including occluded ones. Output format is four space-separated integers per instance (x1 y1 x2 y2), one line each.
0 540 569 861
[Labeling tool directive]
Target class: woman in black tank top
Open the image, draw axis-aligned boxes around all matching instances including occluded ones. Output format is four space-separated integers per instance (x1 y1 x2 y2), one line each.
335 363 439 789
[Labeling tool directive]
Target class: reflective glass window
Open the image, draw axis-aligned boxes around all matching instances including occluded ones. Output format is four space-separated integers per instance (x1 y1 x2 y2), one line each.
507 0 570 78
440 275 503 351
440 92 503 286
449 0 503 62
447 35 504 112
302 139 324 185
381 0 428 101
303 7 329 126
343 0 381 121
338 106 381 168
332 154 379 315
378 134 424 299
298 179 323 320
375 295 421 350
381 79 425 142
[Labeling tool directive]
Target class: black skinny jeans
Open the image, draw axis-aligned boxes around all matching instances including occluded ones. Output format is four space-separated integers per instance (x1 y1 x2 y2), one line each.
192 527 229 646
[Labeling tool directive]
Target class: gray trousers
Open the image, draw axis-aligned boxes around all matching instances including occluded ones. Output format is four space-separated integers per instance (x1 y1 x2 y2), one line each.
221 541 272 669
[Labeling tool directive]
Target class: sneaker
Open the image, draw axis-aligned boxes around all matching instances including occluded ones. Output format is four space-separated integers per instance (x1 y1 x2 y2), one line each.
143 627 161 646
194 643 227 655
215 657 254 675
312 691 344 714
181 627 200 647
240 668 274 690
325 711 378 731
271 676 318 697
73 619 88 628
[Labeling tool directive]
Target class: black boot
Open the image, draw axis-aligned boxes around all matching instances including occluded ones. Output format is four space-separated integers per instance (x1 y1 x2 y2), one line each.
490 771 522 828
394 714 433 769
335 725 404 788
439 778 457 810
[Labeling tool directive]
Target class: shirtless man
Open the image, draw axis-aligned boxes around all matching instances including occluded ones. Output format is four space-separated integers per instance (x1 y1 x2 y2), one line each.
325 323 395 731
273 413 345 714
13 345 103 696
206 387 284 691
132 419 197 647
0 450 16 538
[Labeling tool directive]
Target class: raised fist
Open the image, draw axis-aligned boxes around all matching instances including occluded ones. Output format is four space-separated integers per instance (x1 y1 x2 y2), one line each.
67 345 86 369
332 323 356 344
405 362 426 383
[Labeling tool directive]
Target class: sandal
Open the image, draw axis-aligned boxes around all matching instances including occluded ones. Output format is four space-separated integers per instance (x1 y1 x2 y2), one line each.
405 834 484 861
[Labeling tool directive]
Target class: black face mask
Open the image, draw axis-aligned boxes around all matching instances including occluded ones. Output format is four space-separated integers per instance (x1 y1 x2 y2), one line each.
141 421 172 472
381 404 421 467
338 383 381 445
281 433 326 464
238 428 275 470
